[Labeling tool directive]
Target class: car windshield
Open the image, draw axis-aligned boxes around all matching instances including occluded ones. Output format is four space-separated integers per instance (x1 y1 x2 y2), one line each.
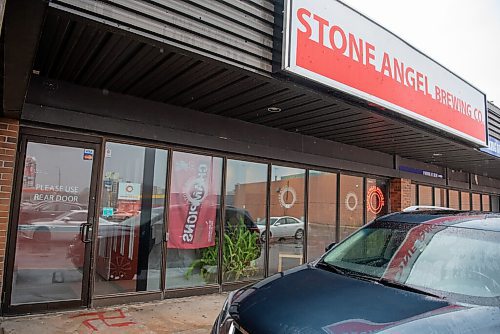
321 219 500 306
258 218 278 226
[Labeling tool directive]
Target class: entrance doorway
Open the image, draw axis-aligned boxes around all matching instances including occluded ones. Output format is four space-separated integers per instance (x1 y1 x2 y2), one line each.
4 135 101 313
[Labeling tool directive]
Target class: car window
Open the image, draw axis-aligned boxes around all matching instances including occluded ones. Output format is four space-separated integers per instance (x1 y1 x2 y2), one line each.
40 203 58 211
322 220 500 306
57 203 72 211
67 212 88 221
341 228 393 261
404 229 500 298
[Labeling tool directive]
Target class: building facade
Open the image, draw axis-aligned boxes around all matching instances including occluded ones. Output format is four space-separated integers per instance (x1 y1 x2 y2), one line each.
1 0 500 314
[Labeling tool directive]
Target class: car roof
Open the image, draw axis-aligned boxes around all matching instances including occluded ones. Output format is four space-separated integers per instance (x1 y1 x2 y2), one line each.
377 210 500 232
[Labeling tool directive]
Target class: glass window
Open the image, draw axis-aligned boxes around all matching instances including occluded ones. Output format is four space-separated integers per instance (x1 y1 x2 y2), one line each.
95 142 168 295
323 220 500 306
482 194 491 211
307 171 337 261
410 184 417 206
434 188 447 207
12 142 94 304
449 190 460 209
268 166 305 275
339 174 363 241
223 159 267 282
366 178 388 223
472 193 481 211
166 151 222 289
418 185 433 206
461 192 471 210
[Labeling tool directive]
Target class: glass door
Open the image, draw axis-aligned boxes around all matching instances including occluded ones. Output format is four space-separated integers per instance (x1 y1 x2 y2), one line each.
5 136 100 312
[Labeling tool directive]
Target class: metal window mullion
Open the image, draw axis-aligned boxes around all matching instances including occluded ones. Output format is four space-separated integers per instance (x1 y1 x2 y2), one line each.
218 158 227 289
431 186 436 206
264 164 271 278
336 173 341 243
161 148 174 294
303 170 309 263
362 177 367 225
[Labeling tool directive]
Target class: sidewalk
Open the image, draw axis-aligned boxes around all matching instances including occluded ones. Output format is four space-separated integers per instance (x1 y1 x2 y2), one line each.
0 293 227 334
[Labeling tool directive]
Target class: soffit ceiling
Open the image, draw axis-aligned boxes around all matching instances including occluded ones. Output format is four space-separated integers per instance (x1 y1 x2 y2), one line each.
29 9 500 178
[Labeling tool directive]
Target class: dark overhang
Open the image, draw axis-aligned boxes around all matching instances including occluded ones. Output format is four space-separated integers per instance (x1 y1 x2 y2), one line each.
14 5 500 180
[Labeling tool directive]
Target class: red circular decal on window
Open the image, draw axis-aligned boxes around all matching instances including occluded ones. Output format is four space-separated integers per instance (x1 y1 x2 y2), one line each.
367 186 385 215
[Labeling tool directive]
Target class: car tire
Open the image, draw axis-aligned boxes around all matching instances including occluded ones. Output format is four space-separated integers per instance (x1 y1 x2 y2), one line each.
261 232 271 242
295 229 304 239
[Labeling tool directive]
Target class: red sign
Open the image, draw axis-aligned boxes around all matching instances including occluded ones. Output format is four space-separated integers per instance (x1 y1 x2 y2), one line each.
283 0 487 146
167 152 221 249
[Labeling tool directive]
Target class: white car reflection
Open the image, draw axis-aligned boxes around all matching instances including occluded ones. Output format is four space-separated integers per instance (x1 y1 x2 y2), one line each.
18 210 115 242
257 216 304 242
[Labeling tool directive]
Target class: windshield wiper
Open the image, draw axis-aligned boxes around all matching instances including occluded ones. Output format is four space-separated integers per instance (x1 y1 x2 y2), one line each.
316 262 378 282
316 262 348 276
378 278 445 300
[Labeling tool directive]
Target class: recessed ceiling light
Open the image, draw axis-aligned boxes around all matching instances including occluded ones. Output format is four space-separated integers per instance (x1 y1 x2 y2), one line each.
267 107 282 113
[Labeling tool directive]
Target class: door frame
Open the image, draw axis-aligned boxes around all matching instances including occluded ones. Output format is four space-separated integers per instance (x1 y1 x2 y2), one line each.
2 128 103 314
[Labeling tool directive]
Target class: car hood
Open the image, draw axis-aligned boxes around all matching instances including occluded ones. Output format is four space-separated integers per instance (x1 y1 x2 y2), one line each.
230 265 500 334
256 225 266 232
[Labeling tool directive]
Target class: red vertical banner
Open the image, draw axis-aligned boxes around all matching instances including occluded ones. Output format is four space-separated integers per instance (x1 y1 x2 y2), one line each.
167 152 221 249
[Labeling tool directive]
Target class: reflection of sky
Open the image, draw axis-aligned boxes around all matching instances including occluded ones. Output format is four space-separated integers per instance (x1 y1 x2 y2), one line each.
27 143 93 190
27 142 169 192
226 160 267 192
271 165 305 181
104 143 168 188
225 162 306 193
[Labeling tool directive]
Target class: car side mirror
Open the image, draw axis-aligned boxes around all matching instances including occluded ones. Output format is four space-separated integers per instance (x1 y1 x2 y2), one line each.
325 242 337 252
274 222 281 226
62 217 71 222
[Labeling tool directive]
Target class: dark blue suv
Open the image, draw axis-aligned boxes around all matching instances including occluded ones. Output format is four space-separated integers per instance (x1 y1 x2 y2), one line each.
212 210 500 333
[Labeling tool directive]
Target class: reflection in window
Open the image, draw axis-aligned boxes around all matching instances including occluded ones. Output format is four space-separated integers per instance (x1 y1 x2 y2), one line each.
434 188 447 207
224 160 267 282
339 174 363 241
482 194 491 211
95 142 168 295
461 192 471 210
449 190 460 210
410 184 417 206
308 171 337 261
12 142 93 304
418 185 433 206
166 152 222 289
268 166 305 275
366 178 387 223
472 193 481 211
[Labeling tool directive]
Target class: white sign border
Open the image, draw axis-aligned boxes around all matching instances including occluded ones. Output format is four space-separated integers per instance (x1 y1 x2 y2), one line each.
281 0 488 147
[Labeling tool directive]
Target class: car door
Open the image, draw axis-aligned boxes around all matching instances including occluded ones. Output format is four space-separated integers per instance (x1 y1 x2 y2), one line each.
271 218 286 237
60 211 89 241
287 217 303 237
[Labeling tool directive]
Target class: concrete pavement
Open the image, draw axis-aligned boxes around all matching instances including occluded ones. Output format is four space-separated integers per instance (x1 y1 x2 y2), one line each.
0 293 227 333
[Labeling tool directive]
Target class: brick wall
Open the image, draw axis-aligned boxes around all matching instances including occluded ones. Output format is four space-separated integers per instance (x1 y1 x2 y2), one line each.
390 178 412 212
0 118 19 295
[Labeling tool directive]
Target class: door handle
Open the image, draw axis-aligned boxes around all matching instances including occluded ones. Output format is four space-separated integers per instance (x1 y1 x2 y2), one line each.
80 222 92 243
